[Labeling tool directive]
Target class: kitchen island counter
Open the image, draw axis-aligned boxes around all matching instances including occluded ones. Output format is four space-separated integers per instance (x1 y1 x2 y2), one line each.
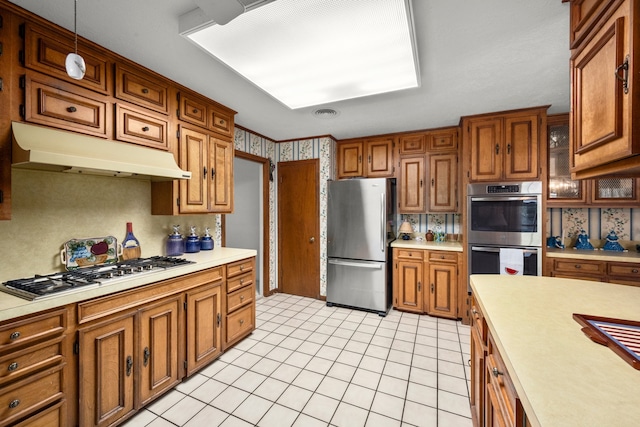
0 247 256 322
471 274 640 427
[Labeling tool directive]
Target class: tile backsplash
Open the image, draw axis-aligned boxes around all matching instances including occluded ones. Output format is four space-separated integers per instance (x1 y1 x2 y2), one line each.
547 207 640 249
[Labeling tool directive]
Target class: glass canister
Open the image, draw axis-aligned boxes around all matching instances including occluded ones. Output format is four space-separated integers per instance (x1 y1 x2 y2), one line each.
166 225 185 256
185 226 201 253
200 227 214 251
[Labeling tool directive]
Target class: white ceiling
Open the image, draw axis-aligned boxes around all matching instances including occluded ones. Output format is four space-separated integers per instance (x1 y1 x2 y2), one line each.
9 0 570 141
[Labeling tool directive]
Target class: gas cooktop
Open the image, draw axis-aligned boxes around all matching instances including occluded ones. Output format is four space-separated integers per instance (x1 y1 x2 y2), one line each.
1 256 194 300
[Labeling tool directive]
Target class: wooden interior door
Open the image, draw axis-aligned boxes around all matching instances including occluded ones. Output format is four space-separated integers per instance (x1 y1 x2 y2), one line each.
277 159 320 298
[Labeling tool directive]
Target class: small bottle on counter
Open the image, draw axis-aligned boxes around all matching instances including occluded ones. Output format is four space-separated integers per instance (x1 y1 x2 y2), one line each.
425 230 434 241
166 225 185 256
185 226 201 253
200 227 214 251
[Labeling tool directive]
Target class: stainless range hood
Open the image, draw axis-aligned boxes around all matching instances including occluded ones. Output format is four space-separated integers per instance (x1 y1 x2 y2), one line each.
11 122 191 180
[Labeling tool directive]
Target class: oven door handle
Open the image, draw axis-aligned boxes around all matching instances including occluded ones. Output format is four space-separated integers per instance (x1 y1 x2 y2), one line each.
471 246 539 255
470 196 538 202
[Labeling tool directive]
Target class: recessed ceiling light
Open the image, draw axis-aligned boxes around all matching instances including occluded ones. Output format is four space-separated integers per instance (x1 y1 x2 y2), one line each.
313 108 340 119
182 0 419 109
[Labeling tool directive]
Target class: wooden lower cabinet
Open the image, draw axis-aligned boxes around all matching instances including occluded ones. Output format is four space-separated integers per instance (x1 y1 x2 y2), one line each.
78 312 136 427
393 248 460 318
186 283 222 375
224 258 256 349
546 256 640 286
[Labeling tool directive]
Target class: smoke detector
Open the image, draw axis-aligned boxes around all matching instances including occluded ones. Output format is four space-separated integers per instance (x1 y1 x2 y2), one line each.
313 108 340 119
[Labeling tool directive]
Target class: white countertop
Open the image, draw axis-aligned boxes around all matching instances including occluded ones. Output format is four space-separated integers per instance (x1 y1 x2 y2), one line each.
546 247 640 263
0 247 257 323
470 275 640 427
391 239 463 252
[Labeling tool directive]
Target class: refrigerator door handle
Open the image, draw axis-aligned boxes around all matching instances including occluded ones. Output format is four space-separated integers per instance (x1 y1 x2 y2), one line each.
328 259 383 269
380 193 385 252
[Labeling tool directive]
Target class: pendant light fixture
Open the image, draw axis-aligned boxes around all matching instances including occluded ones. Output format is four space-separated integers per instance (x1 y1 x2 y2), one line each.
65 0 86 80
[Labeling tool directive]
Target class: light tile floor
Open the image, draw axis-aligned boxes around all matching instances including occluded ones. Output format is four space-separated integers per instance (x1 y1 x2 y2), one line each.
123 293 473 427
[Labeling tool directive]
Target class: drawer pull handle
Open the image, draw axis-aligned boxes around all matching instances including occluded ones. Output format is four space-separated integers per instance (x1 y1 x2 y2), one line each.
67 106 77 113
8 362 18 372
492 367 504 377
9 331 20 340
240 295 244 301
575 264 581 269
126 355 133 377
240 265 244 271
8 399 19 409
142 126 150 132
239 319 244 325
142 88 149 94
143 347 150 367
632 269 639 274
441 255 445 259
192 108 198 114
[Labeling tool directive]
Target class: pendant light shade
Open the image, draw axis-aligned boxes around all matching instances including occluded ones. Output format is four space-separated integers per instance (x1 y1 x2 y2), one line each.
65 0 85 80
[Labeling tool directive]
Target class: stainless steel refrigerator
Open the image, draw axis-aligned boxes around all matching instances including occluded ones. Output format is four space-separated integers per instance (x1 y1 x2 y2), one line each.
326 178 396 316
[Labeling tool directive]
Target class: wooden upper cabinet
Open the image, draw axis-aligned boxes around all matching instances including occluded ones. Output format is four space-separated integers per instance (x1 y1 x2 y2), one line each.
179 126 209 214
463 107 546 182
23 22 111 95
177 90 235 138
365 137 395 177
337 141 363 178
209 137 234 213
115 63 169 115
399 133 426 155
570 0 640 178
429 152 457 212
24 71 110 138
569 0 623 48
398 156 425 213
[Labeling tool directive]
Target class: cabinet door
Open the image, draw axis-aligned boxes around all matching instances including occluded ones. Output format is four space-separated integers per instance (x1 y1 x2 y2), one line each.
469 118 503 181
504 114 539 180
365 137 395 177
337 142 363 178
209 137 234 213
186 283 222 376
398 156 425 213
179 127 209 214
428 153 457 212
138 297 181 406
470 327 485 427
571 1 637 174
547 114 587 205
590 177 639 205
427 262 457 318
395 260 424 313
78 313 135 427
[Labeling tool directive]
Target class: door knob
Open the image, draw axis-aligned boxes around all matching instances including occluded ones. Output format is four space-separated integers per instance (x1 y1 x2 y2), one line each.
309 237 315 243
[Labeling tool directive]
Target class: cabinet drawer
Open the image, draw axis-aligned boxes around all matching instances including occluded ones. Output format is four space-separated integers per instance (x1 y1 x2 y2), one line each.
227 285 254 313
428 251 458 263
0 338 63 385
115 63 169 114
553 259 605 275
428 130 457 151
486 339 517 425
115 103 170 150
226 304 254 344
399 133 426 154
227 272 253 294
178 92 208 128
227 258 254 278
395 249 425 261
13 399 66 427
0 365 64 426
0 309 66 351
25 73 109 138
470 296 486 344
23 22 111 95
608 262 640 279
209 106 233 137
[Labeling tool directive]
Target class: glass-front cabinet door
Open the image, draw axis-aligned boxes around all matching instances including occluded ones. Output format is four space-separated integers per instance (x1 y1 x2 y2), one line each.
547 114 640 206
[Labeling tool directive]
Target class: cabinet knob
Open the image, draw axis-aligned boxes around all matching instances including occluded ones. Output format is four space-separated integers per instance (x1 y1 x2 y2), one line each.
7 362 18 372
8 399 19 409
9 331 20 340
575 264 581 269
142 126 150 132
126 355 133 377
240 295 244 301
418 281 421 292
240 278 244 284
240 265 244 271
239 319 244 325
492 367 504 377
632 269 638 274
192 108 198 114
431 283 434 293
495 144 500 155
142 88 149 94
203 167 207 180
310 237 315 243
143 347 150 367
67 106 77 113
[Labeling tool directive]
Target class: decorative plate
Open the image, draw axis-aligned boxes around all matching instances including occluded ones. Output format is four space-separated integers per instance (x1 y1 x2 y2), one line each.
60 236 120 270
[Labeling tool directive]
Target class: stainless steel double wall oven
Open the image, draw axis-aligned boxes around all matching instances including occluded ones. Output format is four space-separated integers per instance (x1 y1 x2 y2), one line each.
467 181 543 288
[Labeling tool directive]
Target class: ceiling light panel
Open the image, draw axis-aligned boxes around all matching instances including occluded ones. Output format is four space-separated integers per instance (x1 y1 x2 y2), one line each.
185 0 419 109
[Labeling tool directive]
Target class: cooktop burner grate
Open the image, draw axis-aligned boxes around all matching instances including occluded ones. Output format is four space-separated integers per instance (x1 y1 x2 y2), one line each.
2 256 194 300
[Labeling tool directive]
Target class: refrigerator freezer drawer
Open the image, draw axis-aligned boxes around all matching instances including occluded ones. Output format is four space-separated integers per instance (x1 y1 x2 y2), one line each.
327 258 390 315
